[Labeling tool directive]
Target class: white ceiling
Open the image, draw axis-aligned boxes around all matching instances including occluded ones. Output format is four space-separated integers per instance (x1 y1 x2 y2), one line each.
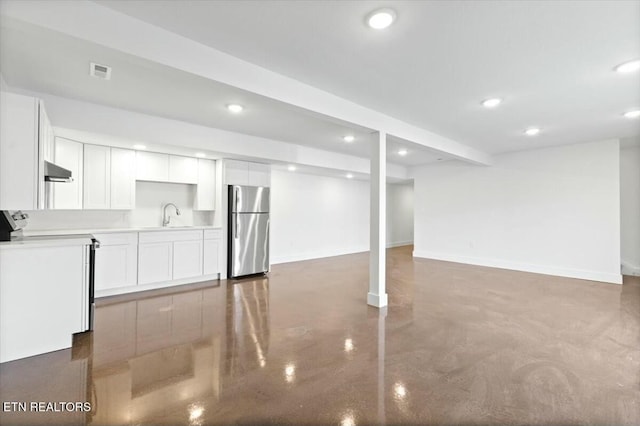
1 0 638 171
95 0 640 153
0 17 448 167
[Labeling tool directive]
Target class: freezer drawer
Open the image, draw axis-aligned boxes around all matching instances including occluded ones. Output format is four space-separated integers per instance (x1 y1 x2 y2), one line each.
230 212 269 277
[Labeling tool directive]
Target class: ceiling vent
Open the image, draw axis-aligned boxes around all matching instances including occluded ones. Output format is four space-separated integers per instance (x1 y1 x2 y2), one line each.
89 62 112 80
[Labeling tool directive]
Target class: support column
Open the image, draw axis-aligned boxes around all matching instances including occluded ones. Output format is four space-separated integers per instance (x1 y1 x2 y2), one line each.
368 131 388 308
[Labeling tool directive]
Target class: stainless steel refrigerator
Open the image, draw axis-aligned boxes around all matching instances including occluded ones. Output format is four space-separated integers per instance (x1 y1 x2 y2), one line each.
228 185 270 278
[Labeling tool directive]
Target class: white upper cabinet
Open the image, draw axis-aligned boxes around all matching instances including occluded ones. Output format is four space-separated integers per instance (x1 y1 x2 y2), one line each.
248 162 271 187
0 93 51 210
169 155 198 184
83 144 111 209
83 144 135 210
224 159 270 187
54 137 84 209
195 159 216 210
37 101 54 210
137 152 200 185
136 151 169 182
110 148 136 209
224 159 249 186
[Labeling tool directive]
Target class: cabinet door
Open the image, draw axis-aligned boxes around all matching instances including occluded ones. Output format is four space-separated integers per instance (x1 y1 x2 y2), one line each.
38 102 54 209
195 159 215 210
0 93 39 210
136 151 169 182
248 162 271 187
173 239 203 280
53 137 83 209
110 148 136 209
138 242 173 285
83 144 111 209
95 244 138 291
0 245 85 363
169 155 198 184
223 159 249 186
203 238 220 275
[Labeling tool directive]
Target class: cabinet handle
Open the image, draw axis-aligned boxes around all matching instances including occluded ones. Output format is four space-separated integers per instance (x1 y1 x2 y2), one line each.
234 187 239 239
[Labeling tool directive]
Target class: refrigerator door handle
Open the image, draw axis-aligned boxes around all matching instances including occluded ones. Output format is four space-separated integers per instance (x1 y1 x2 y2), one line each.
235 214 239 239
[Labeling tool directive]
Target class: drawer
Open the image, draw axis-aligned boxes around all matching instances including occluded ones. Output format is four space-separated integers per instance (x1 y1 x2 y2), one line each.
139 230 203 244
93 232 138 246
203 229 222 240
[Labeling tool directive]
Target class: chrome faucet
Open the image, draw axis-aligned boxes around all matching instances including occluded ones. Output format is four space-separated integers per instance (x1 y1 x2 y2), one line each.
162 203 181 227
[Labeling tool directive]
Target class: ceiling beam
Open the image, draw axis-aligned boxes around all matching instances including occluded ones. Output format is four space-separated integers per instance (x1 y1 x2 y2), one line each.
1 0 493 165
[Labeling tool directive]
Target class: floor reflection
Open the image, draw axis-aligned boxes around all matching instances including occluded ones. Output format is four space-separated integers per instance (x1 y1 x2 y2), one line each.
226 278 270 375
83 277 273 425
89 284 229 425
1 246 639 425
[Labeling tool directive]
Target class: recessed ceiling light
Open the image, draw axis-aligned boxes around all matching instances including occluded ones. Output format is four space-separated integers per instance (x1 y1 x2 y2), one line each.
615 59 640 73
482 98 502 108
398 149 408 156
195 153 206 158
366 8 396 29
227 104 244 113
524 127 541 136
624 110 640 119
287 165 297 172
346 173 354 179
343 135 355 143
133 144 146 150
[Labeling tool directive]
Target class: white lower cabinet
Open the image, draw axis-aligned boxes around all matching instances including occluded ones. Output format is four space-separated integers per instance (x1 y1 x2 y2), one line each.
0 241 90 363
138 241 174 285
94 233 138 291
138 229 203 285
203 229 222 275
173 239 203 279
94 228 222 296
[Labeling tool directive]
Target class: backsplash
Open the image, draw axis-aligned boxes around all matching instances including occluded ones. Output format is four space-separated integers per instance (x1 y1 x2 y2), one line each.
25 181 215 231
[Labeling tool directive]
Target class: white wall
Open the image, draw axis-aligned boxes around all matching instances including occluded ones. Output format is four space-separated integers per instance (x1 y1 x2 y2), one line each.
386 183 414 247
413 139 622 284
270 171 414 264
270 170 370 264
620 144 640 276
25 182 213 231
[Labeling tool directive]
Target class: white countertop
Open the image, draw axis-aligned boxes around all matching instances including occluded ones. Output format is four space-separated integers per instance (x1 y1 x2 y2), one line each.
22 225 222 237
0 233 94 249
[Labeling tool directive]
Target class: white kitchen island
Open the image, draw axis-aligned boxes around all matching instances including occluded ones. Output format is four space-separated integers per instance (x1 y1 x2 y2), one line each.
0 234 92 363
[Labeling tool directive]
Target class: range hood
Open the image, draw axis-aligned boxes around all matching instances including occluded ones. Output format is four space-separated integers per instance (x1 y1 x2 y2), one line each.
44 161 73 182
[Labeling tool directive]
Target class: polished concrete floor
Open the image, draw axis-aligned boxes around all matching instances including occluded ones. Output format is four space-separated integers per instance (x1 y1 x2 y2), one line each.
1 245 639 425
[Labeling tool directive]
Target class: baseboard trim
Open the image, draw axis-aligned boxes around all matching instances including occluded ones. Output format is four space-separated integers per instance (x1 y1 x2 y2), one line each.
621 260 640 276
271 242 414 265
271 246 369 265
413 250 623 285
387 240 414 248
96 273 221 298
